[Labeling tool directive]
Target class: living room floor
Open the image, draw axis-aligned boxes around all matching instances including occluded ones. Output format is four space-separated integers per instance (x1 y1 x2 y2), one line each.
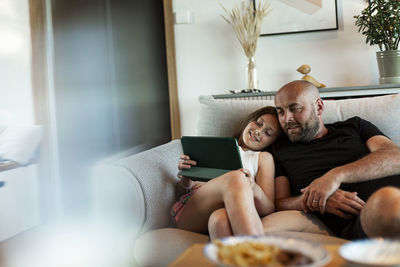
0 219 138 267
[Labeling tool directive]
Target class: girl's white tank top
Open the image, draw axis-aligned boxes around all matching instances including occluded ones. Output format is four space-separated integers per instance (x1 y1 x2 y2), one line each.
239 147 260 180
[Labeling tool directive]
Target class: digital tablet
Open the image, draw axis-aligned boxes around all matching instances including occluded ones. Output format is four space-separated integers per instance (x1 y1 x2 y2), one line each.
179 136 243 182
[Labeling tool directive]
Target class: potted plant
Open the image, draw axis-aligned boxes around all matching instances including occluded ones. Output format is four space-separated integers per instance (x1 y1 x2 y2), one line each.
354 0 400 84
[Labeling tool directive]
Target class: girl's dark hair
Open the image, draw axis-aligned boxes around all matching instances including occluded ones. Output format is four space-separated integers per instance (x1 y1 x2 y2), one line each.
235 106 278 147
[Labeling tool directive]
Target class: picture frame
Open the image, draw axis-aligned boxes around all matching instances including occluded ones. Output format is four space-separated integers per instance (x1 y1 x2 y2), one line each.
256 0 338 36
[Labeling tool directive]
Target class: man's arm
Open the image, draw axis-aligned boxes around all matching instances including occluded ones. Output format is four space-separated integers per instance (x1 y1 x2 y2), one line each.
302 135 400 213
336 135 400 183
275 176 365 219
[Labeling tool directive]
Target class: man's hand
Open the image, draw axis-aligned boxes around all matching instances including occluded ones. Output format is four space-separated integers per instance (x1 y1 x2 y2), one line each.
324 189 365 219
177 154 197 189
301 173 341 213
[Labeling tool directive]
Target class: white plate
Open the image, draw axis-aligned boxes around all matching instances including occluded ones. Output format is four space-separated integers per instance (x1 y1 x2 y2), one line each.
203 235 330 267
339 239 400 266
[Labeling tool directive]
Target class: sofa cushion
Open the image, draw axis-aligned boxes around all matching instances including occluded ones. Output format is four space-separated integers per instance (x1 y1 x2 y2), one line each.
322 94 400 146
115 140 183 234
197 94 400 146
93 140 184 238
197 96 275 137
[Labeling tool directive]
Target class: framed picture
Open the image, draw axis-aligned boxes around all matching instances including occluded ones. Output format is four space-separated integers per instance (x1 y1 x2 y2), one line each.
256 0 338 36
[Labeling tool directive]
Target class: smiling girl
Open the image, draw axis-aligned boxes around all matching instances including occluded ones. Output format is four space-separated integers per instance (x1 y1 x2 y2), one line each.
171 106 282 239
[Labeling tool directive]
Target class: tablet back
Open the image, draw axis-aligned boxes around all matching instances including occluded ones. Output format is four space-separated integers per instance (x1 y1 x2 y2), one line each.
180 136 243 181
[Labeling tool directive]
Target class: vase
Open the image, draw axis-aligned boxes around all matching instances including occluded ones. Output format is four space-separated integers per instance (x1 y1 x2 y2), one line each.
376 50 400 84
245 57 258 90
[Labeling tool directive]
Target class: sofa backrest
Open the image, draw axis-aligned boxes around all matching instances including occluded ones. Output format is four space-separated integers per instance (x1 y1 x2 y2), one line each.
197 93 400 146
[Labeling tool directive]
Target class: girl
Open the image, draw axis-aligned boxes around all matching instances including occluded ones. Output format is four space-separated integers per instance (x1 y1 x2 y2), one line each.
171 106 282 239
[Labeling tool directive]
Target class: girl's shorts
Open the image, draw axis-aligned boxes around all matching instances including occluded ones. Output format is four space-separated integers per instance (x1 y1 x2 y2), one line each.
170 185 200 224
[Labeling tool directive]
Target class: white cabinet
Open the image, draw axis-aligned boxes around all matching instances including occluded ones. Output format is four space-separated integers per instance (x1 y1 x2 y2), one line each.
0 165 40 241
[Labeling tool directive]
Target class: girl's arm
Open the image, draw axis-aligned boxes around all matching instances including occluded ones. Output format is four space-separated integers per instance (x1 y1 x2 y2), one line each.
252 151 275 216
275 176 305 211
177 154 205 194
175 174 205 197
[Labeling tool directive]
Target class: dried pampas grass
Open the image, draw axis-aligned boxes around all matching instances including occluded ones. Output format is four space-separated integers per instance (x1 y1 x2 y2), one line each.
221 0 271 59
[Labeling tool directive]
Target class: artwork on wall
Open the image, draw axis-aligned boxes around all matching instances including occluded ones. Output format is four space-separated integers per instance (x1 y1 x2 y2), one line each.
256 0 338 36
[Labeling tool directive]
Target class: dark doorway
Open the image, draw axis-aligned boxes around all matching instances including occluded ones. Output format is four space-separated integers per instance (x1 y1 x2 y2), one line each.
50 0 171 215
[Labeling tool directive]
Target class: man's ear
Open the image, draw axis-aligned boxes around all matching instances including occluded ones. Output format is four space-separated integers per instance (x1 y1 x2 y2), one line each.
316 98 324 116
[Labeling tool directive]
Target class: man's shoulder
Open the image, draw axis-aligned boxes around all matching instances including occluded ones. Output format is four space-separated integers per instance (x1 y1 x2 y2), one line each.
269 135 292 154
329 116 368 127
271 135 290 145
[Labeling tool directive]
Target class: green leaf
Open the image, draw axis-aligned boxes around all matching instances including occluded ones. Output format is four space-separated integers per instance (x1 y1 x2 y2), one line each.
354 0 400 50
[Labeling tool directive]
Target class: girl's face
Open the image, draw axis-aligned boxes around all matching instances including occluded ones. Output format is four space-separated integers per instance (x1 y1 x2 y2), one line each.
241 114 281 151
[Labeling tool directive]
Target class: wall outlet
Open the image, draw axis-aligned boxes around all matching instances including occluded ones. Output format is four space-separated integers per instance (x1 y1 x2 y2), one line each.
174 11 194 24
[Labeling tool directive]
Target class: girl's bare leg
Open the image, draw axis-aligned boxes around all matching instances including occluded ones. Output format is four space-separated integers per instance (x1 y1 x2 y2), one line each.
176 170 263 236
208 208 232 240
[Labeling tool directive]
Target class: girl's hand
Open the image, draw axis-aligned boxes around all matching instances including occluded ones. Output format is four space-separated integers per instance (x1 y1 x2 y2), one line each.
178 154 197 171
239 168 257 190
239 168 251 178
177 154 197 189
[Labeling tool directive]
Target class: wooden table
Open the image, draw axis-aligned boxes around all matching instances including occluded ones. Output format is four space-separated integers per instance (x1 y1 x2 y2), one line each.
169 243 346 267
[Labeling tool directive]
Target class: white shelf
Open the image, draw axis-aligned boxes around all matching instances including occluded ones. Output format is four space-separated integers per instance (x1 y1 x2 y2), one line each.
320 88 400 98
213 84 400 100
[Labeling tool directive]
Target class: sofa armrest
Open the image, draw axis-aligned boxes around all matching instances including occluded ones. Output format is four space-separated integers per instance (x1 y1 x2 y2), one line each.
91 139 182 237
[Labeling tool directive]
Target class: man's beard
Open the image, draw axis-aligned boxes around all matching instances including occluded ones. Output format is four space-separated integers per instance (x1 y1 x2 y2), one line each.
285 111 320 143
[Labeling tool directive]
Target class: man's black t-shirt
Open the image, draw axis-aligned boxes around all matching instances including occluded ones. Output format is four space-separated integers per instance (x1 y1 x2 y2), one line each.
271 116 400 236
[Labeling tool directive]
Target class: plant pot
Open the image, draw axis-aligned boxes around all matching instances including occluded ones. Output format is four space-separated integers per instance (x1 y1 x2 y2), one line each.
376 50 400 84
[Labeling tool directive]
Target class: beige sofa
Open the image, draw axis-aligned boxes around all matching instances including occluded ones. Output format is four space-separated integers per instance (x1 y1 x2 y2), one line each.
92 93 400 266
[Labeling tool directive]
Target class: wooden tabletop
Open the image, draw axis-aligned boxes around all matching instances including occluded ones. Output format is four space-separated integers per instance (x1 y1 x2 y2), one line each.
169 243 346 267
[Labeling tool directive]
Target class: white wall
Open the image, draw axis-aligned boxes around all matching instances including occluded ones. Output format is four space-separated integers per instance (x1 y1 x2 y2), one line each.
173 0 378 135
0 0 33 125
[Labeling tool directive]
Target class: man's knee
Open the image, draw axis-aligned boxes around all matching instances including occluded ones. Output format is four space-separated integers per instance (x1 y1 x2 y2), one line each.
209 208 229 226
208 208 231 239
361 186 400 237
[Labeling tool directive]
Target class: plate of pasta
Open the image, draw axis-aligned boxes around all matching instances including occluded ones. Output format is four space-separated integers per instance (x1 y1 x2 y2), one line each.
203 235 330 267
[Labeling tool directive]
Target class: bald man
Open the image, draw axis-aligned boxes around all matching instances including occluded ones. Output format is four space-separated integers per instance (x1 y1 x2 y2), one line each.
264 80 400 239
